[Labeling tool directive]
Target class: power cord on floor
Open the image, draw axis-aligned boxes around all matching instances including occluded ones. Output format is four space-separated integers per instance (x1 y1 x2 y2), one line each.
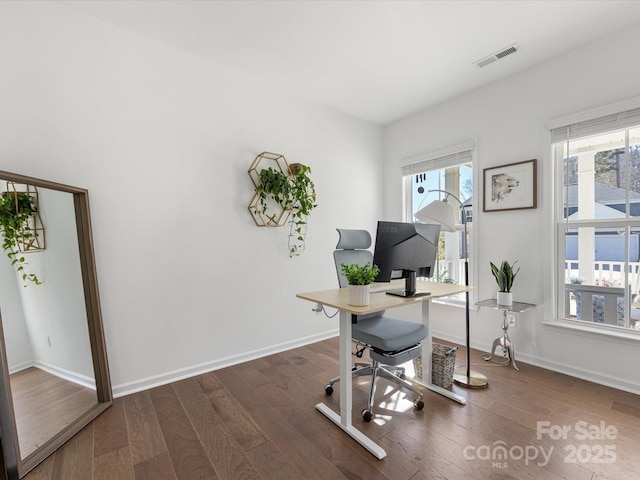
457 354 511 368
480 352 511 366
456 361 510 370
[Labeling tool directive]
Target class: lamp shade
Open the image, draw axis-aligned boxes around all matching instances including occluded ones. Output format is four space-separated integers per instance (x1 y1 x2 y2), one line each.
414 199 456 232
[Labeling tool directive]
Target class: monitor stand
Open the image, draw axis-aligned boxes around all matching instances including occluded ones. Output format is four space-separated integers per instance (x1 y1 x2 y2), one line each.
386 271 431 298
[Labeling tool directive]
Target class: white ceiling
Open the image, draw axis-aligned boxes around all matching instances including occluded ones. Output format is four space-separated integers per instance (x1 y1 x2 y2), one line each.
60 0 640 125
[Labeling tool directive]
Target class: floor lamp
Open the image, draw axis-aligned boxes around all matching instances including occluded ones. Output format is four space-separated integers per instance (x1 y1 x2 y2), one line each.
414 190 488 389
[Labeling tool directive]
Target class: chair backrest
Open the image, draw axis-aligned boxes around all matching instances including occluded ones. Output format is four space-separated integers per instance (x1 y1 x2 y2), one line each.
333 229 373 288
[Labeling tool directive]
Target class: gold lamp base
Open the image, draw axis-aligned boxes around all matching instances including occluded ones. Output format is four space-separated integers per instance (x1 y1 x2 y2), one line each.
453 368 488 389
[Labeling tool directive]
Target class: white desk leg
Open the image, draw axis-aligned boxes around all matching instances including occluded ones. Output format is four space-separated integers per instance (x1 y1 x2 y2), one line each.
315 310 386 460
339 310 352 426
415 300 467 405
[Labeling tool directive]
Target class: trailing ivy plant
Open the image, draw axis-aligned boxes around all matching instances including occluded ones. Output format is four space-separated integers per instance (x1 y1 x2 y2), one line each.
286 163 317 257
253 163 317 257
256 167 292 214
0 192 42 286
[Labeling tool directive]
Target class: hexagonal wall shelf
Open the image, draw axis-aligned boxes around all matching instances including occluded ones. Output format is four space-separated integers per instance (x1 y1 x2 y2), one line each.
248 152 292 227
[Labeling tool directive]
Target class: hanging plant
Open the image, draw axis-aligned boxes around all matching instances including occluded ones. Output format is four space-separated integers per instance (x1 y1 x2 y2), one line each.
0 192 42 286
253 163 317 257
287 163 317 257
255 167 292 214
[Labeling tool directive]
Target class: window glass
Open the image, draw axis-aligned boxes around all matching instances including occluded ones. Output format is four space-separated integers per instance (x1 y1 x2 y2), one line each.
554 116 640 331
629 126 640 217
562 130 629 220
407 162 472 288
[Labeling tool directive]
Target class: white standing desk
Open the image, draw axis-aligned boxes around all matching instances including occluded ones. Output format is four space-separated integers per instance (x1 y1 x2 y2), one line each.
296 281 472 460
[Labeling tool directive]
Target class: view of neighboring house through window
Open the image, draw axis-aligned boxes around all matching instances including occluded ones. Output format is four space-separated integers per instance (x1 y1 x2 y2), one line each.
552 109 640 331
402 149 473 299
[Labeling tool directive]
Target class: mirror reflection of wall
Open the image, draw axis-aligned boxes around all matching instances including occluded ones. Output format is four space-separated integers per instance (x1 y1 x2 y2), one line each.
0 185 97 460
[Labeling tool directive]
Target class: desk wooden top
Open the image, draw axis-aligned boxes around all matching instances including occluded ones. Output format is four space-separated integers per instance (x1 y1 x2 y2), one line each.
297 281 473 315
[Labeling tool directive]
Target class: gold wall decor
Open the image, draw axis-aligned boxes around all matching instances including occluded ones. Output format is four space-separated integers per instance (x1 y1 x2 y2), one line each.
248 152 317 257
4 182 46 252
247 152 292 227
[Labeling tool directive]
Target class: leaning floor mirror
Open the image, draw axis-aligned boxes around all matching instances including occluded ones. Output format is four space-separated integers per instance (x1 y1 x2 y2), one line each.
0 171 112 479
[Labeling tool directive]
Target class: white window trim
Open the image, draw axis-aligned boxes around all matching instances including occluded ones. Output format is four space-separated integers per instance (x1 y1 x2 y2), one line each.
543 96 640 341
400 139 478 305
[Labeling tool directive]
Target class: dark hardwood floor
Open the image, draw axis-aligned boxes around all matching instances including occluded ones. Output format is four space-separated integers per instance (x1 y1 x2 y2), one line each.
22 338 640 479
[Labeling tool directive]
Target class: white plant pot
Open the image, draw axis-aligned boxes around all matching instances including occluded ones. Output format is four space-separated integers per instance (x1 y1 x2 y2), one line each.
497 291 513 306
348 284 370 306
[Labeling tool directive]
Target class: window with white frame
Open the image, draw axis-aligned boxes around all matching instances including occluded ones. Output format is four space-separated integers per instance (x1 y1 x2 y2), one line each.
551 108 640 331
402 149 473 297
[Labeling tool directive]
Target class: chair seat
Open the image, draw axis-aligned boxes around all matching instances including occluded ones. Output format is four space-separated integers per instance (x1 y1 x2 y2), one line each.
353 315 427 352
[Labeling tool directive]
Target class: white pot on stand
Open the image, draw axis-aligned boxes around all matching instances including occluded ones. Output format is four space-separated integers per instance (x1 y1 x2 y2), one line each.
497 291 513 306
348 284 371 306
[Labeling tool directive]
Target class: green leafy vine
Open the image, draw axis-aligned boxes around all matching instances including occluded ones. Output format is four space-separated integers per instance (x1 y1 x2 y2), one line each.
0 192 42 286
253 163 317 257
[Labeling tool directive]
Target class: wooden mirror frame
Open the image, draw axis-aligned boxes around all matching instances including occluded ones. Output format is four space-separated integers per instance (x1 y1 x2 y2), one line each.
0 171 112 479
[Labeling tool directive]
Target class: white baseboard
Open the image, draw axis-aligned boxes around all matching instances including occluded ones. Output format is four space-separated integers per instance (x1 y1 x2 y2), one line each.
34 361 96 390
8 360 35 375
506 350 640 396
113 326 640 400
112 330 339 398
432 329 640 396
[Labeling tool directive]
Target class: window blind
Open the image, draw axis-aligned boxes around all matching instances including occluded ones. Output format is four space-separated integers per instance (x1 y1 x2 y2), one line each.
401 149 473 176
550 107 640 143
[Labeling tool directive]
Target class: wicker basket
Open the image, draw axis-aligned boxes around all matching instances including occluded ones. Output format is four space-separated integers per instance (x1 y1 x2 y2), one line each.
413 343 458 388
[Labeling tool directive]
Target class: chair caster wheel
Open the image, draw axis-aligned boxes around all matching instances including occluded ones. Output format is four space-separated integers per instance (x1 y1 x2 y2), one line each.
324 385 333 395
361 409 372 422
414 399 424 410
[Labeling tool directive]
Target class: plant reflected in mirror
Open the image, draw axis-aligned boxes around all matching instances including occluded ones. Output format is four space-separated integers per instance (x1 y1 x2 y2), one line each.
0 191 42 287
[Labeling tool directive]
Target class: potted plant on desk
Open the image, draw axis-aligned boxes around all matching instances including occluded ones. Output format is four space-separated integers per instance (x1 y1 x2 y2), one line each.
341 262 380 306
490 260 519 306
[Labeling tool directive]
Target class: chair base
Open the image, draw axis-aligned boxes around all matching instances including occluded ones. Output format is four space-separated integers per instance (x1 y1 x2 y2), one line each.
325 360 424 421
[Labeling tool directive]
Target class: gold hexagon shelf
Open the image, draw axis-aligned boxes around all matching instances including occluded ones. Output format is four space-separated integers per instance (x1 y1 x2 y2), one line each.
4 181 46 252
248 152 292 227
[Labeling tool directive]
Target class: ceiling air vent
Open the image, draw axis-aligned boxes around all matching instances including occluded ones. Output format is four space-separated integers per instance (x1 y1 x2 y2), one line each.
474 43 520 68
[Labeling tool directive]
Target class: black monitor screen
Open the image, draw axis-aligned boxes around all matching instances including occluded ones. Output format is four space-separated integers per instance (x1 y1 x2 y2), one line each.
373 221 441 297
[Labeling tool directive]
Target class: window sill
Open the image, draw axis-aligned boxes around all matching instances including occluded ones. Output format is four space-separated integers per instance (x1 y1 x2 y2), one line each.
432 297 478 310
543 318 640 345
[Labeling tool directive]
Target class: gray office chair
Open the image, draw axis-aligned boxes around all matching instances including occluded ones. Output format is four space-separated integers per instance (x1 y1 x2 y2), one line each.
324 228 427 422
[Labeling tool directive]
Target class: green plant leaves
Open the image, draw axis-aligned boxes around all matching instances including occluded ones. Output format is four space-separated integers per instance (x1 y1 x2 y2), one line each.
254 165 317 257
340 262 380 285
256 168 291 211
490 260 519 293
0 192 42 286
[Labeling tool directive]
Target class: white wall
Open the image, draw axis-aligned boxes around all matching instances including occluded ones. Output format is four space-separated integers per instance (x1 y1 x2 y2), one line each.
0 2 383 396
0 252 33 373
384 22 640 393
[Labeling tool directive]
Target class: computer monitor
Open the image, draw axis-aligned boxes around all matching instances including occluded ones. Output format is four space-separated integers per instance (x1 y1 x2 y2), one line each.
373 221 441 298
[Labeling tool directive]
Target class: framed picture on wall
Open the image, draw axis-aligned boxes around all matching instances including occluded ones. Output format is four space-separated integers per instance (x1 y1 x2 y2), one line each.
483 159 537 212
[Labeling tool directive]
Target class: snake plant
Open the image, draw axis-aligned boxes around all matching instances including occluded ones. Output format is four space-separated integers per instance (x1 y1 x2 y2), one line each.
490 260 519 293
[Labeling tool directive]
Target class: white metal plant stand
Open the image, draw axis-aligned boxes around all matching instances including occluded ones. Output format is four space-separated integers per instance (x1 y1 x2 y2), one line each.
477 298 536 371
